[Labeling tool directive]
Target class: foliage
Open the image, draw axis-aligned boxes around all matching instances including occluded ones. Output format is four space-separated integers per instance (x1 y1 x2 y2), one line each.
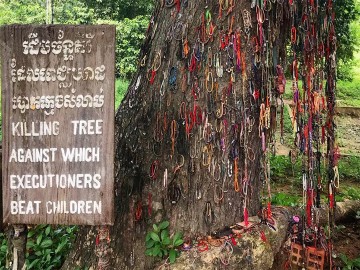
0 0 95 25
145 221 183 264
337 49 360 107
0 225 77 269
0 233 8 269
271 192 300 206
335 0 360 80
26 225 78 270
336 186 360 202
81 0 153 21
97 16 149 79
0 0 45 24
337 80 360 107
270 155 302 183
115 79 129 109
278 104 295 148
339 253 360 270
52 0 95 24
271 154 360 184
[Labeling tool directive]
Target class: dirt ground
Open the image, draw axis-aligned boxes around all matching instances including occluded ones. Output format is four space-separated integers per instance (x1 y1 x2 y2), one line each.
275 106 360 157
336 114 360 156
333 220 360 263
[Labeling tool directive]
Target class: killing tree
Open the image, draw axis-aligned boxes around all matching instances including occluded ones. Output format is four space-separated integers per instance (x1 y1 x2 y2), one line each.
63 0 338 269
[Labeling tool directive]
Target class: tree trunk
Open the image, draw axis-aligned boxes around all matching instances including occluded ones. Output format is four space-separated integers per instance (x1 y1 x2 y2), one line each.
62 1 292 269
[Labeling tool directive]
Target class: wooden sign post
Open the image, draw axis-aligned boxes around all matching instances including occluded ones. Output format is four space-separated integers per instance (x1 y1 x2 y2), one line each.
0 25 115 225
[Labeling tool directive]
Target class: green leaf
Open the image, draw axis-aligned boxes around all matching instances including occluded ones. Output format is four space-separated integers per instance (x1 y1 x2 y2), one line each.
153 224 159 233
150 232 160 242
169 249 176 263
146 239 155 249
27 230 36 238
162 237 171 246
38 224 47 229
339 253 350 265
160 229 168 242
145 232 151 242
152 245 161 257
353 258 360 267
158 221 169 230
27 240 35 249
172 232 182 246
174 238 184 247
45 226 51 236
145 249 153 256
66 227 74 234
55 241 67 254
52 255 62 264
27 258 40 269
36 234 43 245
40 239 53 248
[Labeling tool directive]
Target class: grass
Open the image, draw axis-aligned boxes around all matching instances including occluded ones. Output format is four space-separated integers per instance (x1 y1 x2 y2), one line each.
280 104 295 148
337 49 360 107
337 68 360 107
270 154 360 204
271 192 300 207
270 155 302 183
338 155 360 181
284 80 303 101
285 72 360 108
337 186 360 202
271 155 360 183
115 78 129 109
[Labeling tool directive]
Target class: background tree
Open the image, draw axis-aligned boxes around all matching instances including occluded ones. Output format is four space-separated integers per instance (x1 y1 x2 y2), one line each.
0 0 95 25
98 17 149 78
334 0 359 80
80 0 153 21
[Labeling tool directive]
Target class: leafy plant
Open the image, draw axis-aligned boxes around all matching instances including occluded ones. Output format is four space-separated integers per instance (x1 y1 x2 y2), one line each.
145 221 183 264
0 233 8 269
339 253 360 270
26 225 78 270
0 225 77 269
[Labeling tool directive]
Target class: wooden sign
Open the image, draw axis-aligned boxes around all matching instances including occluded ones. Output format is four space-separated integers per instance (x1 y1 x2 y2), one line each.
0 25 115 225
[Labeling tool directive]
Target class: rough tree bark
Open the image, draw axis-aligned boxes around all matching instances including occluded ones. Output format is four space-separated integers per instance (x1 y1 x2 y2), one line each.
62 1 292 269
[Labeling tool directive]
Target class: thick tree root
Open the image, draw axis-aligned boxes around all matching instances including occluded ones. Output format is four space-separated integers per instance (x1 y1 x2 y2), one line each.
162 201 360 270
61 201 359 269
